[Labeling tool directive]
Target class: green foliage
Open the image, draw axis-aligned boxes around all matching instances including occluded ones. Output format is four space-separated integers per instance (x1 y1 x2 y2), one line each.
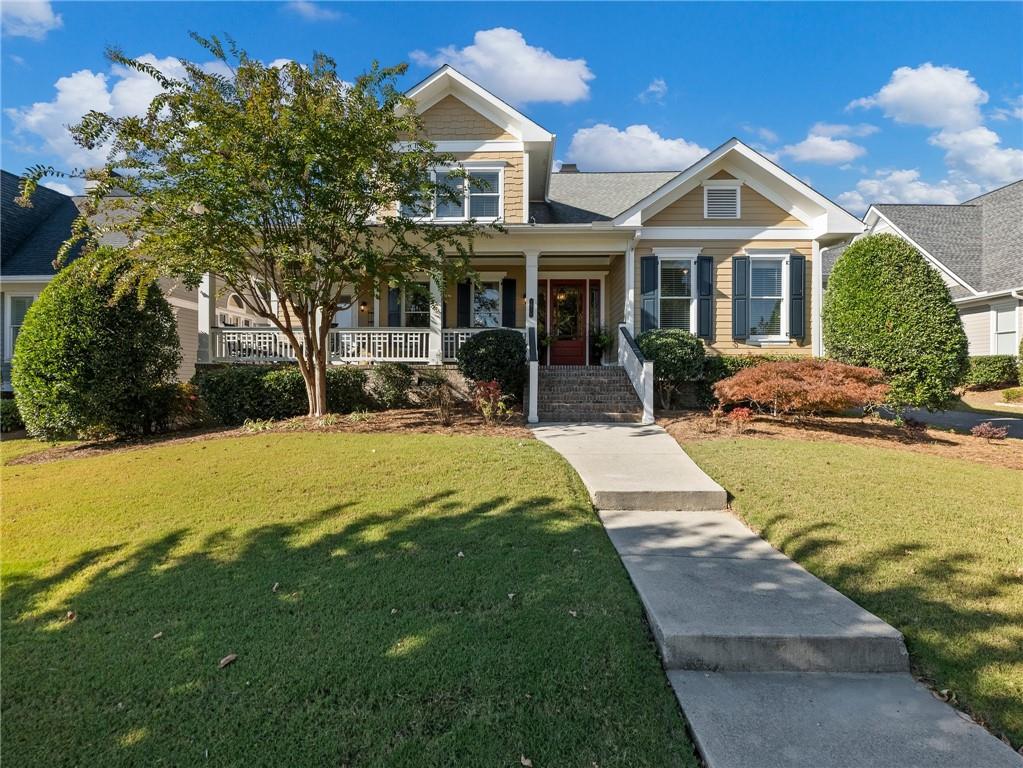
19 34 490 417
1 399 24 433
192 365 369 424
456 329 526 400
1018 337 1023 383
636 329 706 409
12 253 181 440
822 233 969 409
1002 386 1023 403
964 355 1019 390
369 362 415 409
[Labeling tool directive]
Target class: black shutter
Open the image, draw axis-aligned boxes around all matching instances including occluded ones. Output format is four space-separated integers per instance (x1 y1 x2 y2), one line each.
456 280 471 328
387 287 401 327
696 255 714 339
640 255 658 332
501 278 517 328
789 253 806 340
732 256 749 340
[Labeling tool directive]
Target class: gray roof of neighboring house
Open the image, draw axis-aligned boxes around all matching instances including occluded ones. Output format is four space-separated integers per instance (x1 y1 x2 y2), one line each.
529 171 678 224
864 179 1022 294
2 170 83 277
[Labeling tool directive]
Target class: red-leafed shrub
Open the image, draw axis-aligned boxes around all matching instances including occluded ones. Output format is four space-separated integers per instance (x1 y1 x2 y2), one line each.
471 380 512 425
970 422 1008 441
727 406 753 434
713 359 889 417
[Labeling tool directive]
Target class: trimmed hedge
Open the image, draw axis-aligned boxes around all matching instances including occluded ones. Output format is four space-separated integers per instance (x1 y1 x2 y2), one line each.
963 355 1019 390
12 252 181 440
636 329 705 409
192 365 369 425
456 329 526 400
369 362 415 409
822 233 969 409
1 398 24 433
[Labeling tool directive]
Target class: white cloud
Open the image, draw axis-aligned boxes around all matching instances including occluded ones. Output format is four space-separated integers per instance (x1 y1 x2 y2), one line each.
284 1 342 22
837 169 981 213
743 125 779 144
991 95 1023 122
776 123 873 165
810 122 879 138
1 0 62 40
848 63 987 130
41 180 75 196
566 124 708 171
929 126 1023 185
638 78 668 104
410 27 594 105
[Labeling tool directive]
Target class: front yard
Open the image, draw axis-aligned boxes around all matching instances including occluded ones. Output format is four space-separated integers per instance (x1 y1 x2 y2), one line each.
677 430 1022 748
1 432 695 767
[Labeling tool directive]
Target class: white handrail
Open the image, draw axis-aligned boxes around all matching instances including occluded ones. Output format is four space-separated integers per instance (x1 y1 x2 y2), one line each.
617 323 654 424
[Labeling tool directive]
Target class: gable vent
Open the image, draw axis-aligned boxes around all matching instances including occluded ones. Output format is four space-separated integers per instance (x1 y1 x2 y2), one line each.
704 185 740 219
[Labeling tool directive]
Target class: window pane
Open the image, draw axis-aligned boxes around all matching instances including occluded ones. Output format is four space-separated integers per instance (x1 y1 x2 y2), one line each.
750 298 782 336
751 261 782 296
469 171 499 191
10 297 33 325
469 194 499 218
660 260 692 298
405 283 430 327
473 282 500 327
435 172 464 218
660 298 691 330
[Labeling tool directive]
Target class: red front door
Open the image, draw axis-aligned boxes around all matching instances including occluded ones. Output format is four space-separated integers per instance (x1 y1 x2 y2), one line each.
549 280 587 365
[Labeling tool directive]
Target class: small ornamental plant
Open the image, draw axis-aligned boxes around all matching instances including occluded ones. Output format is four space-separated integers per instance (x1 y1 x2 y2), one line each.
471 380 512 426
727 407 753 434
970 422 1008 442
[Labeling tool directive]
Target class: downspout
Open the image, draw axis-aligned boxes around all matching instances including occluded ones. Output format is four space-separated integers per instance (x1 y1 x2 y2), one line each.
811 240 823 357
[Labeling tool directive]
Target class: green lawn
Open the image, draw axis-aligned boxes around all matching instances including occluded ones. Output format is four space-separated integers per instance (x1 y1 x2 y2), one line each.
2 432 694 767
686 438 1023 747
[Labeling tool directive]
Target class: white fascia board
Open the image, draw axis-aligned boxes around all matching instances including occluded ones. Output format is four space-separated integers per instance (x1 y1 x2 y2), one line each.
637 226 818 240
395 140 524 153
867 207 979 295
0 274 54 283
953 288 1023 305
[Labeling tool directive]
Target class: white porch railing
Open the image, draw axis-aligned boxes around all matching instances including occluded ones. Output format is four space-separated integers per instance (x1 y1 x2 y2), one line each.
211 326 525 365
618 323 655 424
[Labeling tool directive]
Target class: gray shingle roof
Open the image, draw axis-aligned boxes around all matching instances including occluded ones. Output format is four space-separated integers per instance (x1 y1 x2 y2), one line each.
2 170 83 276
530 171 677 224
868 180 1022 294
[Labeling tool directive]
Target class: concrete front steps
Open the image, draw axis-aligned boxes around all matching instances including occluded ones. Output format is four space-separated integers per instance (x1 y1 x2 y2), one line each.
598 508 1023 768
537 365 642 423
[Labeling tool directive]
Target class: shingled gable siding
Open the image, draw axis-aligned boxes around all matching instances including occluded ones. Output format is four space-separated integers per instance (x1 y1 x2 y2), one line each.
419 95 515 141
633 240 814 356
449 152 524 223
645 171 807 228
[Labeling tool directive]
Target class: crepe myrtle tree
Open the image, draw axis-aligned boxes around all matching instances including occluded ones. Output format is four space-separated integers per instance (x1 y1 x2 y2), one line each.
19 34 496 416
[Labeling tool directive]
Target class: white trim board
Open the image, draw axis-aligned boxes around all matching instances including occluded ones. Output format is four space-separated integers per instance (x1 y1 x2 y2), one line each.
638 227 817 241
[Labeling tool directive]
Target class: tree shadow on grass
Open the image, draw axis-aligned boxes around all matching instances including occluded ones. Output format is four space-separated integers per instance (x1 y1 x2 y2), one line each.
1 492 695 768
756 513 1023 748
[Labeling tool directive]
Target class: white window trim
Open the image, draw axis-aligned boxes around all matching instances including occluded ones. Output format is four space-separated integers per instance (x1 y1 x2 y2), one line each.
702 179 742 220
431 165 504 223
4 292 39 361
746 251 790 343
654 248 700 332
989 301 1020 356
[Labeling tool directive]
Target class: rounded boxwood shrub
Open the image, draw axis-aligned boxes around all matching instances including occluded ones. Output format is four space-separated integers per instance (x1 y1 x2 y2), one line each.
192 364 369 425
1 398 24 433
636 329 705 409
822 233 969 410
369 362 415 409
963 355 1019 390
456 329 526 400
12 254 181 440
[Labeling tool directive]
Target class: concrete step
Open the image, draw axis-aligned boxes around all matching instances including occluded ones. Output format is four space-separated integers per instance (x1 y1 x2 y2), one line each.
669 671 1022 768
533 424 728 511
602 510 909 672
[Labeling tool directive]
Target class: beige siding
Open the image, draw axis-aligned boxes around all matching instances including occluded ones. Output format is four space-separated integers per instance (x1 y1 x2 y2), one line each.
174 306 198 382
419 95 514 141
646 184 805 228
450 151 524 223
607 253 626 356
959 304 991 356
634 240 814 356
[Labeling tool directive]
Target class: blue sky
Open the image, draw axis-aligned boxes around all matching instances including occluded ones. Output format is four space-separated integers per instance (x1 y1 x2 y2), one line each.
2 1 1021 212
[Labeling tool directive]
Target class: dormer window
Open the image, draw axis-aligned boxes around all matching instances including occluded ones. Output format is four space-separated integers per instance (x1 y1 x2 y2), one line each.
703 180 741 219
404 165 504 222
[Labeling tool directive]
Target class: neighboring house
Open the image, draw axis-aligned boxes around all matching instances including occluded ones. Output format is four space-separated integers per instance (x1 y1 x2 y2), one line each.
0 170 262 388
826 180 1022 357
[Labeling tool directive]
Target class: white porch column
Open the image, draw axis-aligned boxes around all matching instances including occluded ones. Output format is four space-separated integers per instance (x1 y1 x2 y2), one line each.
428 278 443 364
524 250 540 423
811 239 823 357
374 284 382 328
197 272 216 363
623 240 636 331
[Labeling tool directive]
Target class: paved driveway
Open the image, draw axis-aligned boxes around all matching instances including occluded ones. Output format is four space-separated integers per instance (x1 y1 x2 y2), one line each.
880 407 1023 439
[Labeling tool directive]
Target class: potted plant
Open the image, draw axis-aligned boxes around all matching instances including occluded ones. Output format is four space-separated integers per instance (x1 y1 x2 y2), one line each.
590 325 614 364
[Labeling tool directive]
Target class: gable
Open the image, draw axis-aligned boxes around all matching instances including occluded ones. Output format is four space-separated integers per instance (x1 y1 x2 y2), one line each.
419 95 516 141
645 179 806 227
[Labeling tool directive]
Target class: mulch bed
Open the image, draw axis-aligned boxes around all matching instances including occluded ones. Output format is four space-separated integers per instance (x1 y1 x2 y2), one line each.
6 406 533 466
660 411 1023 471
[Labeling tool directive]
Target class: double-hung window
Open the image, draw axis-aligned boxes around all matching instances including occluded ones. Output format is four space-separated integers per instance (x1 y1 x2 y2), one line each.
467 170 500 219
422 167 503 222
6 295 35 359
405 282 431 328
748 255 788 340
472 281 501 328
434 171 467 220
658 258 695 331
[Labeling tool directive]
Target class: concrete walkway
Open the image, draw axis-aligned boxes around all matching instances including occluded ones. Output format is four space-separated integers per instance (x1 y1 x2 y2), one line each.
535 423 1022 768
